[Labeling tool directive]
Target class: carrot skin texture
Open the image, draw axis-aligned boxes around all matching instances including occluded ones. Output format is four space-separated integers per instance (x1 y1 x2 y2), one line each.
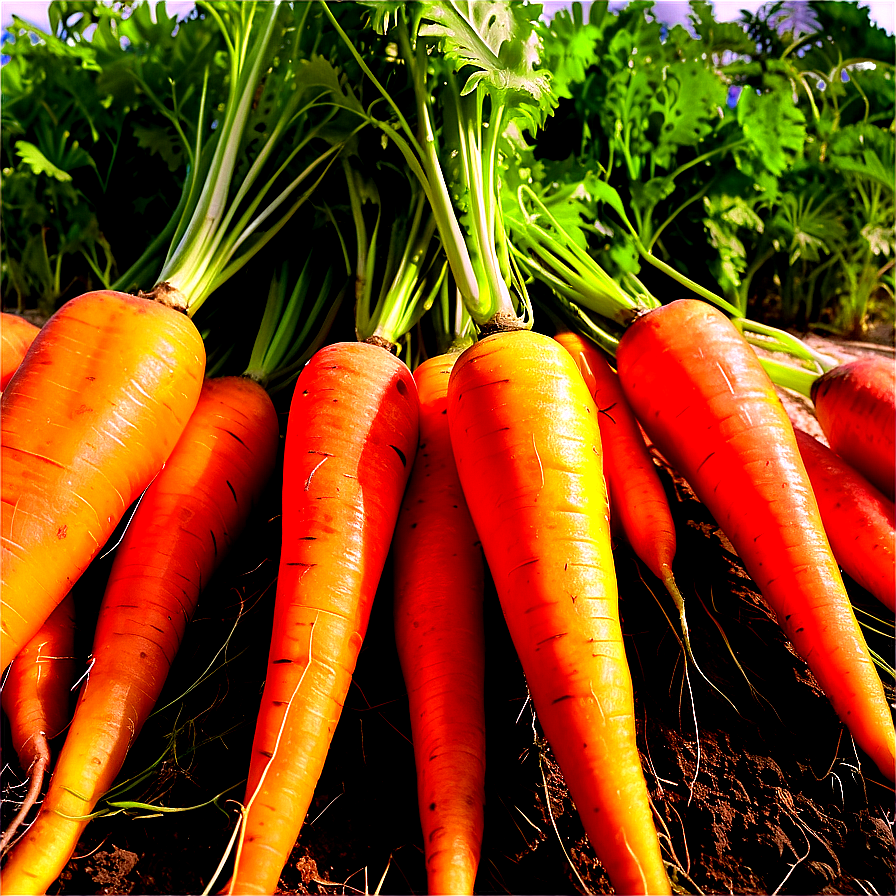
616 300 895 780
0 376 279 895
447 331 670 896
1 290 206 668
0 592 77 853
1 312 40 391
553 331 678 586
393 354 486 896
811 357 895 500
794 428 895 613
229 343 419 896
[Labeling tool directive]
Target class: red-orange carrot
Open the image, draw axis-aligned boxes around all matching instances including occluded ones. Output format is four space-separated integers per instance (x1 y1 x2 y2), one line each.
1 313 40 391
393 353 486 895
616 300 895 780
1 291 206 670
552 331 692 650
0 375 278 895
811 356 895 500
0 593 77 855
447 330 670 896
794 428 895 613
228 342 419 895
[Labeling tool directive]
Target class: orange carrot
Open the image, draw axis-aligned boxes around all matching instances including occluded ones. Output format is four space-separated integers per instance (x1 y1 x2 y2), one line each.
393 353 486 895
1 291 206 670
1 313 40 391
552 331 693 649
811 356 895 500
447 330 670 896
0 375 278 895
227 342 419 895
0 593 77 855
794 428 895 613
616 300 895 780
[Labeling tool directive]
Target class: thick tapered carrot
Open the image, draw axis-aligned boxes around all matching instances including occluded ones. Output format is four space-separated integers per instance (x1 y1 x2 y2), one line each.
1 312 40 391
393 353 486 896
0 593 77 854
227 342 418 895
616 300 895 780
1 291 206 670
794 428 895 613
811 356 895 500
0 375 278 895
552 331 691 639
447 330 670 896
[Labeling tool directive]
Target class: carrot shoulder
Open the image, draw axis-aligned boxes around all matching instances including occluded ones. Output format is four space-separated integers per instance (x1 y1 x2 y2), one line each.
447 330 670 896
616 300 895 781
393 353 486 895
811 356 895 500
0 376 278 895
228 342 419 896
1 291 206 669
1 313 40 391
794 428 895 613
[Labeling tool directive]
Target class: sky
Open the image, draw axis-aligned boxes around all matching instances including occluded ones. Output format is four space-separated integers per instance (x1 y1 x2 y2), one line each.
1 0 894 35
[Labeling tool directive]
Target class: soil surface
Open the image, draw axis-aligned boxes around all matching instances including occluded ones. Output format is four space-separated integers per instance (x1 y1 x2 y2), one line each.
1 331 894 896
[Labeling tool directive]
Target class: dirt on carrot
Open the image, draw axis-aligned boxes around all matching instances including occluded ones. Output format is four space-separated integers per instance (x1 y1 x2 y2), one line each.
1 333 892 896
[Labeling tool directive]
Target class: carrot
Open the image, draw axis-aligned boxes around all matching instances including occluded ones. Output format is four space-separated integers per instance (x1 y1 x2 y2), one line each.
794 428 895 613
1 313 40 391
226 342 418 895
393 352 486 896
447 330 670 896
552 331 694 654
0 291 206 670
0 593 77 855
0 375 279 895
616 299 895 781
811 356 895 500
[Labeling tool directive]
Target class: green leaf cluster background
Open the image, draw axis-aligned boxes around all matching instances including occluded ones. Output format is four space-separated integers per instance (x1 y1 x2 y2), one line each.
2 0 894 339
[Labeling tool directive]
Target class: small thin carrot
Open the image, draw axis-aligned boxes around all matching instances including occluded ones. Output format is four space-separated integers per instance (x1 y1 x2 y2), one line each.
0 593 77 855
553 330 694 660
0 375 279 895
811 356 895 500
794 428 895 613
1 313 40 391
393 352 486 896
227 342 419 895
616 300 895 781
448 329 671 896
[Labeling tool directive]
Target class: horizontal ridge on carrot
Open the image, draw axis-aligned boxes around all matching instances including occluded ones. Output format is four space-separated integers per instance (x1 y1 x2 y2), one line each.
0 374 280 895
448 330 671 896
393 352 486 896
616 299 895 780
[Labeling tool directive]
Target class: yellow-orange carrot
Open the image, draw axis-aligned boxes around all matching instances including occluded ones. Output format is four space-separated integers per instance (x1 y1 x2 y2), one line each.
1 376 278 895
228 342 419 895
1 291 206 670
447 330 670 896
616 300 895 780
393 353 486 895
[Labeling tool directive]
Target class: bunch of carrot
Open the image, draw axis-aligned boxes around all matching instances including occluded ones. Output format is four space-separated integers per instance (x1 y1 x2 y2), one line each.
2 3 895 895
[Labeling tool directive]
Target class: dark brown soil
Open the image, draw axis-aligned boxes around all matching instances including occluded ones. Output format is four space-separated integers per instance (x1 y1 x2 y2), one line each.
2 335 894 896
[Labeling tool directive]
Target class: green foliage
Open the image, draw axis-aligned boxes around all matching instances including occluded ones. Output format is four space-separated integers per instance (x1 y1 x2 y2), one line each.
534 0 895 336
